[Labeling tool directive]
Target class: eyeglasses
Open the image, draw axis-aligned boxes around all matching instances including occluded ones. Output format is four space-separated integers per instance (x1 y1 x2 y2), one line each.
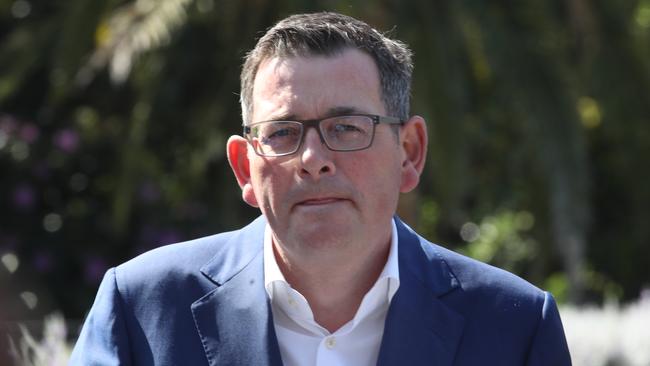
243 114 404 157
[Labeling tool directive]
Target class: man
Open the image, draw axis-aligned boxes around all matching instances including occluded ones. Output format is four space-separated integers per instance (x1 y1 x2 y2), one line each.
70 12 571 366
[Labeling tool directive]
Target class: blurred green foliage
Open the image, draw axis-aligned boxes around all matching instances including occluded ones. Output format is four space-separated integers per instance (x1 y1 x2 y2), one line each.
459 210 537 274
1 0 649 327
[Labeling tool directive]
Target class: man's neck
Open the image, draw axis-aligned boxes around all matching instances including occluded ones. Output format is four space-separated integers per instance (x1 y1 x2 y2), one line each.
272 235 391 333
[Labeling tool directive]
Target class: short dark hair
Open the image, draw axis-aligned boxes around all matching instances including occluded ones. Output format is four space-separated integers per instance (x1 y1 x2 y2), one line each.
240 12 413 124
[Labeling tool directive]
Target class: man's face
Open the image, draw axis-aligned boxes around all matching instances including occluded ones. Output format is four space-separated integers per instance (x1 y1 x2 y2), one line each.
232 48 413 258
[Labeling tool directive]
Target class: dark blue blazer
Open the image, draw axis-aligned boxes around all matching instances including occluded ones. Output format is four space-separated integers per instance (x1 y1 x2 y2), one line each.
69 216 571 365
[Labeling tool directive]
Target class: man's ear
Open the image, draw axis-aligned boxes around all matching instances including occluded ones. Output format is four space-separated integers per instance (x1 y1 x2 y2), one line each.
226 135 259 207
399 115 428 193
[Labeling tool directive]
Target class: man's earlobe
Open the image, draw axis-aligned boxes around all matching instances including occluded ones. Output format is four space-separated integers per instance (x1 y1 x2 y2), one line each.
226 135 259 207
399 115 428 193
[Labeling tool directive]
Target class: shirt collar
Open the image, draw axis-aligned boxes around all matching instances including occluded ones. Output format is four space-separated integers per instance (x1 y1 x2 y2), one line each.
263 218 400 302
263 223 285 299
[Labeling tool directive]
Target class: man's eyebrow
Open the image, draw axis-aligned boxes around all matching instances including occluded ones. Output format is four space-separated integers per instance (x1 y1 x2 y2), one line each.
266 113 298 121
325 106 364 116
265 106 366 122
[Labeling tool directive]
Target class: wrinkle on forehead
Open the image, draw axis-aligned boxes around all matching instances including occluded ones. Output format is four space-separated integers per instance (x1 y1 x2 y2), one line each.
251 49 384 122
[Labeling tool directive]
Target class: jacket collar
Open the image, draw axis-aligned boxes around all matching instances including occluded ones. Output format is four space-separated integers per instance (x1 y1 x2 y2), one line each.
377 218 465 366
191 216 465 366
199 215 267 285
191 216 283 366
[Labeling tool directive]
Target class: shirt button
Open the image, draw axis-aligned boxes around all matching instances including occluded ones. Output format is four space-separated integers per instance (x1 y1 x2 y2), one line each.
288 298 296 306
325 336 336 349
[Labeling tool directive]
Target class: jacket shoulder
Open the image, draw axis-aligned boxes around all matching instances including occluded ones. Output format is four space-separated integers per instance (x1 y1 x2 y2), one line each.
117 230 232 279
116 216 266 280
428 241 543 298
111 216 266 302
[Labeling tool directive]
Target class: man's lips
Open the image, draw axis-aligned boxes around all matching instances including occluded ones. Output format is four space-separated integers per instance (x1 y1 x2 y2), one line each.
298 197 346 206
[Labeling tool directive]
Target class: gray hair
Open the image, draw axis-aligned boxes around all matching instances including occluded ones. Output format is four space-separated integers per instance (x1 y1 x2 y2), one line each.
240 12 413 124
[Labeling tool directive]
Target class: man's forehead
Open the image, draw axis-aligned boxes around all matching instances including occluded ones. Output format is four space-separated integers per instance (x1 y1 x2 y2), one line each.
251 49 383 120
254 48 377 82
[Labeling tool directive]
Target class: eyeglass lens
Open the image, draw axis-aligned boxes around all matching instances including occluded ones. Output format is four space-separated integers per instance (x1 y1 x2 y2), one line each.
250 116 375 155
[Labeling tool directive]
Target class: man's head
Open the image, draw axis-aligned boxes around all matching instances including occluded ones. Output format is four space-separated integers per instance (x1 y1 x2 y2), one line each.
228 12 427 261
240 12 413 124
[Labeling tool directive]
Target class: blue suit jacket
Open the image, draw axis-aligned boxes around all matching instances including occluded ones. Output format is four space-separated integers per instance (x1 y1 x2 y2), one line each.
70 216 571 365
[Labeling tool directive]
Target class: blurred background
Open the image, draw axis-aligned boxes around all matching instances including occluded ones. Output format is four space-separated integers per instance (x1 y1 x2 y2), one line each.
1 0 649 364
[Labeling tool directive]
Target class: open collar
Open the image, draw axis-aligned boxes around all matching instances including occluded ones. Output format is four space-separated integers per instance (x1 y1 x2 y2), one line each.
190 216 465 366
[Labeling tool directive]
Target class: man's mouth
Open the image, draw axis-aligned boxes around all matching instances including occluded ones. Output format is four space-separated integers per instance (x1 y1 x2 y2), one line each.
298 197 345 206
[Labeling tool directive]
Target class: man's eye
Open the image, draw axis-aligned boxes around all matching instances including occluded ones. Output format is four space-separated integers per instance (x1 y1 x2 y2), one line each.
261 127 299 143
334 124 362 133
268 129 292 138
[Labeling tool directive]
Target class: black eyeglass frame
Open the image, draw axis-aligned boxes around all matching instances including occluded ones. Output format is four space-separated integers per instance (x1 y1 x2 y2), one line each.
243 114 405 157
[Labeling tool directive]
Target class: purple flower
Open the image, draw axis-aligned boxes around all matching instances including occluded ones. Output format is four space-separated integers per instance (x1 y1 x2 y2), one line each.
0 115 18 135
33 251 54 273
84 256 108 284
135 227 183 255
158 230 182 246
12 184 36 211
19 123 40 144
53 129 80 153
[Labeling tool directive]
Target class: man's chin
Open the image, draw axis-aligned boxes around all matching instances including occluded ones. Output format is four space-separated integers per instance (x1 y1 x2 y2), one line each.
288 218 357 247
295 207 356 226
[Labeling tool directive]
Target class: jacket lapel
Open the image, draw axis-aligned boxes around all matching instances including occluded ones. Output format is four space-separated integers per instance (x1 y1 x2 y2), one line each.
377 218 465 366
190 217 283 366
188 216 464 366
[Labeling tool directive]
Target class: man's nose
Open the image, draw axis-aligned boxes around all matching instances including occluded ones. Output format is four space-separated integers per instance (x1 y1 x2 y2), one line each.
298 127 335 179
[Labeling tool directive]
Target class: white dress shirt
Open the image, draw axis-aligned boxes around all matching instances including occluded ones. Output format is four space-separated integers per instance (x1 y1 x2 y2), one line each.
263 220 400 366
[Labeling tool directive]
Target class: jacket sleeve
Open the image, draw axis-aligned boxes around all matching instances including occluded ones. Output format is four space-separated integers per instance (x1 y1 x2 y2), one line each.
69 268 132 366
525 292 572 366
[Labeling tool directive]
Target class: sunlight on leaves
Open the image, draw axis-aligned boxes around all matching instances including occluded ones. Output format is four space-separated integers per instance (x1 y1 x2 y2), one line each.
635 1 650 28
79 0 194 84
577 96 601 129
9 313 71 366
